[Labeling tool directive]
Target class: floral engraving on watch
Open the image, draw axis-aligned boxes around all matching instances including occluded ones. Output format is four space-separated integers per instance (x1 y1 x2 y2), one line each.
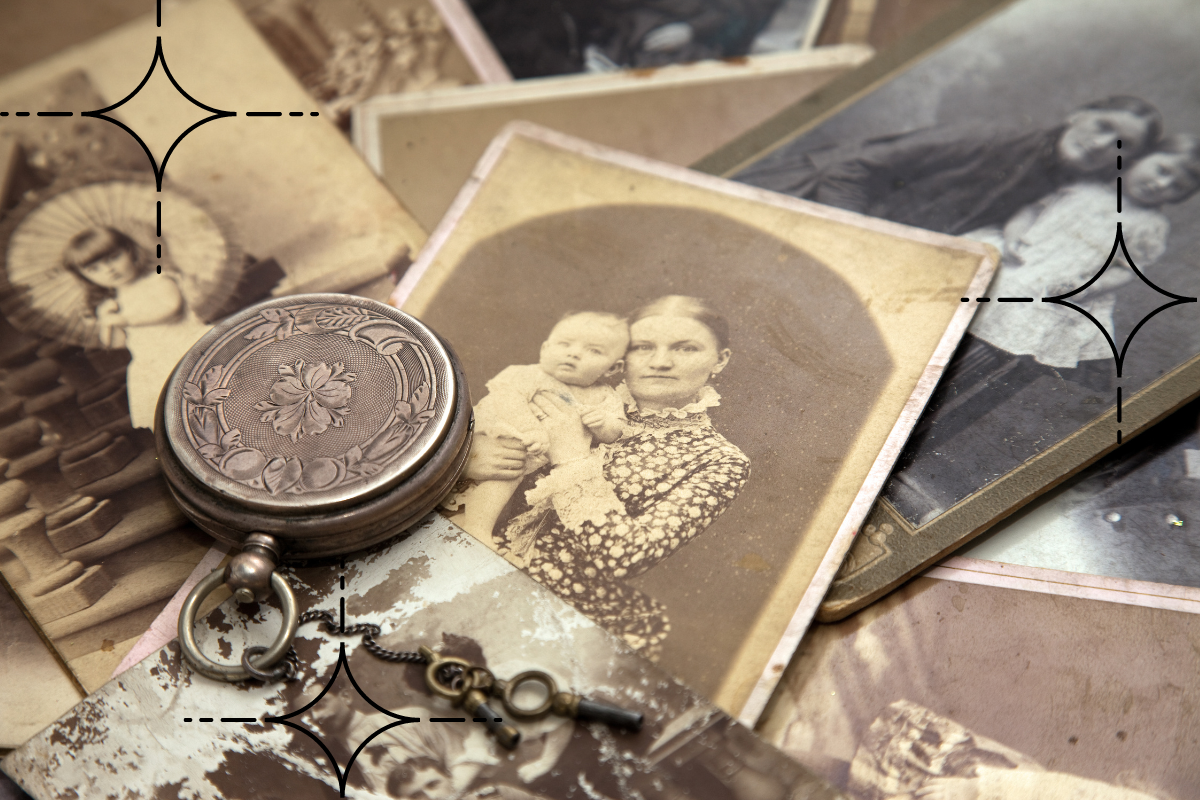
180 303 439 496
254 360 356 443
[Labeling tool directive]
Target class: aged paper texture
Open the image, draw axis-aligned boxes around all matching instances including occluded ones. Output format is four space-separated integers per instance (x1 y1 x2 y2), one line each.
760 574 1200 799
393 123 994 721
3 518 845 800
0 0 426 693
354 45 872 230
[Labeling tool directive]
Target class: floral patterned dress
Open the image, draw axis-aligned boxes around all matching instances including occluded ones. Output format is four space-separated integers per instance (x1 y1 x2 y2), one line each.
496 385 750 658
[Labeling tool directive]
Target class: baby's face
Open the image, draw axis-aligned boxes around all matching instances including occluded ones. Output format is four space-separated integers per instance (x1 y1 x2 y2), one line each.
80 247 139 288
539 316 627 386
1127 151 1198 206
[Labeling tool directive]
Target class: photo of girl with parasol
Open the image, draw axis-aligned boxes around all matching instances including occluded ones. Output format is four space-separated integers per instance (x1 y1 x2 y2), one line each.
0 174 244 429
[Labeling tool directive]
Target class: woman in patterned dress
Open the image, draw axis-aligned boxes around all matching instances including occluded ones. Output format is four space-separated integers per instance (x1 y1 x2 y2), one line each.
466 296 751 659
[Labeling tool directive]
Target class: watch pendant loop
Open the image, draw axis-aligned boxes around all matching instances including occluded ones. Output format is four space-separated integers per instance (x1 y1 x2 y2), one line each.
178 567 299 682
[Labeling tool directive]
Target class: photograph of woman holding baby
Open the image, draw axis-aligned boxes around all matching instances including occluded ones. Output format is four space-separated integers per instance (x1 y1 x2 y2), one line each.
404 157 972 711
460 296 750 659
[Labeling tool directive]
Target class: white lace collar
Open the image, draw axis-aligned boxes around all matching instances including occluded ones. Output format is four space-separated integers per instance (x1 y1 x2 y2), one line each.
616 382 721 419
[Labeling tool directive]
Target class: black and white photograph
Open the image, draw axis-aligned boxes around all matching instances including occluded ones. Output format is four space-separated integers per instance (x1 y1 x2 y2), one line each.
727 0 1200 617
0 0 426 692
964 394 1200 589
462 0 831 78
759 575 1200 800
394 123 994 718
2 517 845 800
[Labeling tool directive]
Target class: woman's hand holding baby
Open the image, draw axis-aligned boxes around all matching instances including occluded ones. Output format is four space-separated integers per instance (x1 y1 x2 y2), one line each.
464 433 530 482
530 391 592 466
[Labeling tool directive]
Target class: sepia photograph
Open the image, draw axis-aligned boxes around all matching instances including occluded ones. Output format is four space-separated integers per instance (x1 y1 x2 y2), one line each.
759 574 1200 799
236 0 508 131
0 579 82 750
353 44 872 230
0 0 426 692
3 517 844 800
393 123 995 720
459 0 832 78
723 0 1200 619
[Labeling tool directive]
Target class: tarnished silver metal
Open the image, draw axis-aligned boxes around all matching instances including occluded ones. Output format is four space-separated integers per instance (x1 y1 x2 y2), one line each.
159 294 472 682
156 293 472 558
225 534 281 603
178 567 298 682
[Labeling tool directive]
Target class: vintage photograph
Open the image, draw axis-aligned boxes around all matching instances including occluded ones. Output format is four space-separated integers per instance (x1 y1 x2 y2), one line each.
724 0 1200 618
759 574 1200 799
0 0 426 691
3 517 844 800
393 123 994 719
964 394 1200 589
236 0 505 131
461 0 832 78
0 580 82 750
353 45 872 230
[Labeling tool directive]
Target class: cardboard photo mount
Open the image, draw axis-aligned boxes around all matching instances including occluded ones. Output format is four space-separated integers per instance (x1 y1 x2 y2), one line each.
351 44 874 231
392 121 996 724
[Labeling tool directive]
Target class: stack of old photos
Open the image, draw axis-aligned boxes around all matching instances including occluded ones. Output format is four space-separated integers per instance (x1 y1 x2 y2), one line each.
2 0 1200 798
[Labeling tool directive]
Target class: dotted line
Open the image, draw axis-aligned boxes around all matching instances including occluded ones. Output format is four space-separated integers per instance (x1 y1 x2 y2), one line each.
245 111 320 117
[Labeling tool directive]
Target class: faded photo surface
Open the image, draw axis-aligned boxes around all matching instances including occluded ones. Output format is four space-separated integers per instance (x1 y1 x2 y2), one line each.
731 0 1200 615
760 577 1200 799
0 0 425 690
3 518 843 800
397 127 991 715
0 581 82 750
237 0 483 130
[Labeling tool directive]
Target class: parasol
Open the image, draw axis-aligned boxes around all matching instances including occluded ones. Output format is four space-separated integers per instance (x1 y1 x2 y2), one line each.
0 173 242 349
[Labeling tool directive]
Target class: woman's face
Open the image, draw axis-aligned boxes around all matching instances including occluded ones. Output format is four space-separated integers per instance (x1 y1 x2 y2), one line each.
80 247 139 288
626 315 730 411
1127 151 1199 206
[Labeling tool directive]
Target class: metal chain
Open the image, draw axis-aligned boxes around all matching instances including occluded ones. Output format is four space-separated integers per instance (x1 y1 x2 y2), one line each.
241 608 427 683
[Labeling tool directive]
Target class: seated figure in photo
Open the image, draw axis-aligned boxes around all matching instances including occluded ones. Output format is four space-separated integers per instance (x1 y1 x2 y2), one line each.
851 700 1169 800
64 226 211 429
737 95 1163 237
968 133 1200 375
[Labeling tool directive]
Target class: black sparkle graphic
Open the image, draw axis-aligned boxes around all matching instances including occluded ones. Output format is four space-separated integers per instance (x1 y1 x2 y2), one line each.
81 37 235 191
264 641 420 798
961 142 1197 444
1041 222 1196 379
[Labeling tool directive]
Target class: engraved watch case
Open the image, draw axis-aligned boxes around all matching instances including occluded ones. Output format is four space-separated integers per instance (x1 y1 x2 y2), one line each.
156 294 472 558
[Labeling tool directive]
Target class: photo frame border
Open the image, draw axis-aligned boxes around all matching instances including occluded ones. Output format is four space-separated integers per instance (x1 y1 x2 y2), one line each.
390 121 996 724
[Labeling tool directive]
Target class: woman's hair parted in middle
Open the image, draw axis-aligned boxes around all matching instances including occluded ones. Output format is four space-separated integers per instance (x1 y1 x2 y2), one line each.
629 295 730 350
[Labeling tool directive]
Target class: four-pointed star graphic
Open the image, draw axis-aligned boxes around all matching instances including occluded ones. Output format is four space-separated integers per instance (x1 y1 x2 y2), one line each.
81 36 234 190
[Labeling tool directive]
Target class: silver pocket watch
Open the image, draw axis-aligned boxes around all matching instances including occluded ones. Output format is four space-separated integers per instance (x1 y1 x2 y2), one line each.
157 294 472 681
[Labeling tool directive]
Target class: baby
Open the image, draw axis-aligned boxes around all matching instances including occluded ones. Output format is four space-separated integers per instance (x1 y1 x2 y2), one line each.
64 226 210 429
454 311 629 543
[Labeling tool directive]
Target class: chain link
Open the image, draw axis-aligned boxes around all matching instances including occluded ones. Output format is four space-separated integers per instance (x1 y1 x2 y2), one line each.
242 609 427 682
